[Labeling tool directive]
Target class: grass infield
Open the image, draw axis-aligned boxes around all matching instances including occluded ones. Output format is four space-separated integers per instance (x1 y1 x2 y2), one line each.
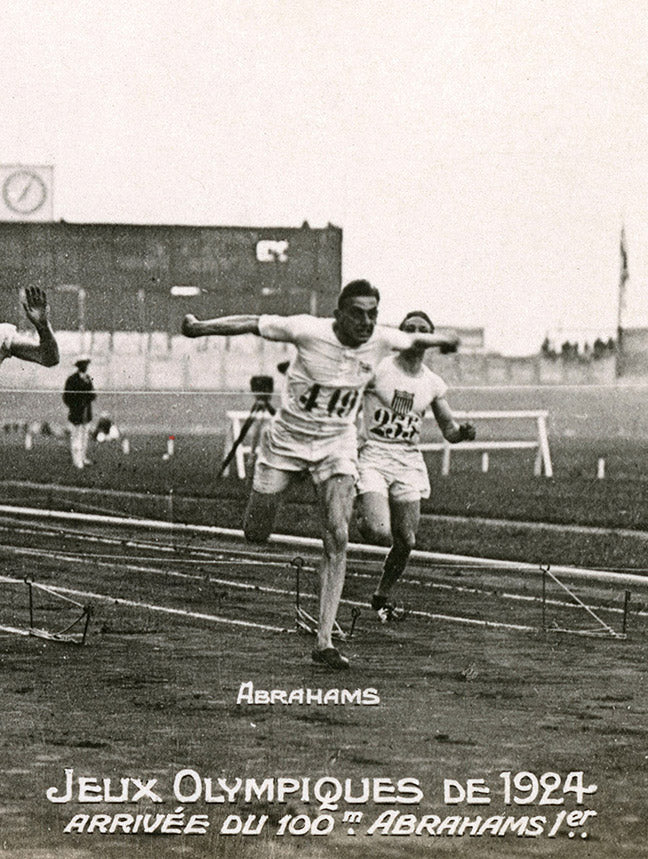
1 433 648 570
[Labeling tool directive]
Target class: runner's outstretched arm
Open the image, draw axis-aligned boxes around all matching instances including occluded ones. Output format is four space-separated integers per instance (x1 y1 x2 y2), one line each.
182 314 261 337
407 329 460 352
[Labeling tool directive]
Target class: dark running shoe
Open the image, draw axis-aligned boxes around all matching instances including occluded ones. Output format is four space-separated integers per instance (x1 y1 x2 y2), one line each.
371 594 407 624
311 646 350 670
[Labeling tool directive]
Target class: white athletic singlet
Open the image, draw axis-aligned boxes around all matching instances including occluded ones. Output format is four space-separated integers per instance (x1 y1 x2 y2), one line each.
0 324 16 366
362 354 447 446
258 315 411 438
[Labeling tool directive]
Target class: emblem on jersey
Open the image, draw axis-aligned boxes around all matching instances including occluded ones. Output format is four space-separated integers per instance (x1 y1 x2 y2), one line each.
390 389 414 417
359 361 373 374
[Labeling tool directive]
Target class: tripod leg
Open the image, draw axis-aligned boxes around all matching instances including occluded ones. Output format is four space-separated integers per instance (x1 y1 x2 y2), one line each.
219 403 261 478
246 403 270 466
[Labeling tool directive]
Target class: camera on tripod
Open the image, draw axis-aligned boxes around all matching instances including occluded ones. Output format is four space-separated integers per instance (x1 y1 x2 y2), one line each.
218 375 276 478
250 374 274 398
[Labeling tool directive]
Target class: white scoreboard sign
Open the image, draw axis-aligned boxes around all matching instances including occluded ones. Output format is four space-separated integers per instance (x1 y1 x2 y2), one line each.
0 165 54 221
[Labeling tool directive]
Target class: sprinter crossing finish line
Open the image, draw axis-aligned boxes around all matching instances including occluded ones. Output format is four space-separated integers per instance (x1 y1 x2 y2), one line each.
182 280 458 670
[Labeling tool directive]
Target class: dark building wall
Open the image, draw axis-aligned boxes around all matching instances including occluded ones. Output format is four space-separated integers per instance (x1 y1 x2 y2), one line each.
0 221 342 332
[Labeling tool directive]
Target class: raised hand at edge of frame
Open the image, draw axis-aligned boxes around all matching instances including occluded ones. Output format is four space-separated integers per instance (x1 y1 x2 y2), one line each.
23 286 51 330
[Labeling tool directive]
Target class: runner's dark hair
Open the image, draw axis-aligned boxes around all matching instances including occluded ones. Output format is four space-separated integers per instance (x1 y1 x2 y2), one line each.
399 310 435 332
337 279 381 309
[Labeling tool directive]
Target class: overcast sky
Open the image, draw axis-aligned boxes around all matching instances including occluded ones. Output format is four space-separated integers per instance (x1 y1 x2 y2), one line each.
2 0 647 354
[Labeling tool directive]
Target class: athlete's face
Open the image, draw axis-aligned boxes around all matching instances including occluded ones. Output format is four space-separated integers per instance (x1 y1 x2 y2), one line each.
400 315 433 336
400 315 433 357
335 296 379 346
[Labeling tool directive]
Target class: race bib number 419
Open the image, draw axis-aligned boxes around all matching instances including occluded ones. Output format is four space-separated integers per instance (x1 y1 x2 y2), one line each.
296 384 360 418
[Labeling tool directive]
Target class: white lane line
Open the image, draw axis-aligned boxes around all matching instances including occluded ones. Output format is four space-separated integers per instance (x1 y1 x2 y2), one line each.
0 502 647 587
0 574 291 635
422 511 648 542
0 544 301 600
0 520 295 569
0 624 31 637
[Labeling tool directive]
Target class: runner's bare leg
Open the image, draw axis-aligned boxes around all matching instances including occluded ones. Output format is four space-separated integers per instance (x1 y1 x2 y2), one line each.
356 491 392 546
243 489 281 543
315 474 356 649
375 498 420 597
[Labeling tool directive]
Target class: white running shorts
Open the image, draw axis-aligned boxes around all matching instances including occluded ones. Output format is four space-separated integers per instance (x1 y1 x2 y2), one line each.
357 440 430 502
253 420 358 493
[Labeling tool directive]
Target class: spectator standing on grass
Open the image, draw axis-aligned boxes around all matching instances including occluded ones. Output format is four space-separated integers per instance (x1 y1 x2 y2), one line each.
0 287 59 369
356 311 476 622
63 357 96 469
182 280 459 670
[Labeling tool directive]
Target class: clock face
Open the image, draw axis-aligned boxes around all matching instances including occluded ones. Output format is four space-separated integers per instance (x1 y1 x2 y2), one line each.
2 170 48 215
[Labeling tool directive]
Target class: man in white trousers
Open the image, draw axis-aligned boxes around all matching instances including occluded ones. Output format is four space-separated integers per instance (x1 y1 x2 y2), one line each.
63 357 96 469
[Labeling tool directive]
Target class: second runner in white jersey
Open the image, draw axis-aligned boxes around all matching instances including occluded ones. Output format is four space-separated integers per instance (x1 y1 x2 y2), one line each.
362 353 447 447
356 309 475 624
358 354 448 501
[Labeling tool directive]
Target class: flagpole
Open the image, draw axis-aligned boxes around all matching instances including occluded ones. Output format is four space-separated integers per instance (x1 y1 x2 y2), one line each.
616 226 628 378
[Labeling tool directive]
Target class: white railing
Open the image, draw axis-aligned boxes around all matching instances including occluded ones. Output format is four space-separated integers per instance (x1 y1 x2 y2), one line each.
225 408 553 480
420 410 553 477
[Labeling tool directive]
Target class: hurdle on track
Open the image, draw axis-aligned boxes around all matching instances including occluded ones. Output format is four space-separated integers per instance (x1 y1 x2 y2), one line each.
540 566 629 639
23 577 92 644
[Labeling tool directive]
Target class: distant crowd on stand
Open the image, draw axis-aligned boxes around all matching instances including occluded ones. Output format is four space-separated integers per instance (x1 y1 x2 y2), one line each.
541 337 616 362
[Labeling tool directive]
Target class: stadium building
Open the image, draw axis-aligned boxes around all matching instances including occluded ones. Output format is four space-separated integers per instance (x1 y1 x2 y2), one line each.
0 220 342 335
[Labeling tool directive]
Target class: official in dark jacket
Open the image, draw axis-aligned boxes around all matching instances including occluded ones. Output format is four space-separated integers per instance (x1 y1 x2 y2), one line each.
63 357 96 468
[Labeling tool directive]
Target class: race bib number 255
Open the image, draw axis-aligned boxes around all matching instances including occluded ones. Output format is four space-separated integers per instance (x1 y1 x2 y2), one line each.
369 407 420 440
